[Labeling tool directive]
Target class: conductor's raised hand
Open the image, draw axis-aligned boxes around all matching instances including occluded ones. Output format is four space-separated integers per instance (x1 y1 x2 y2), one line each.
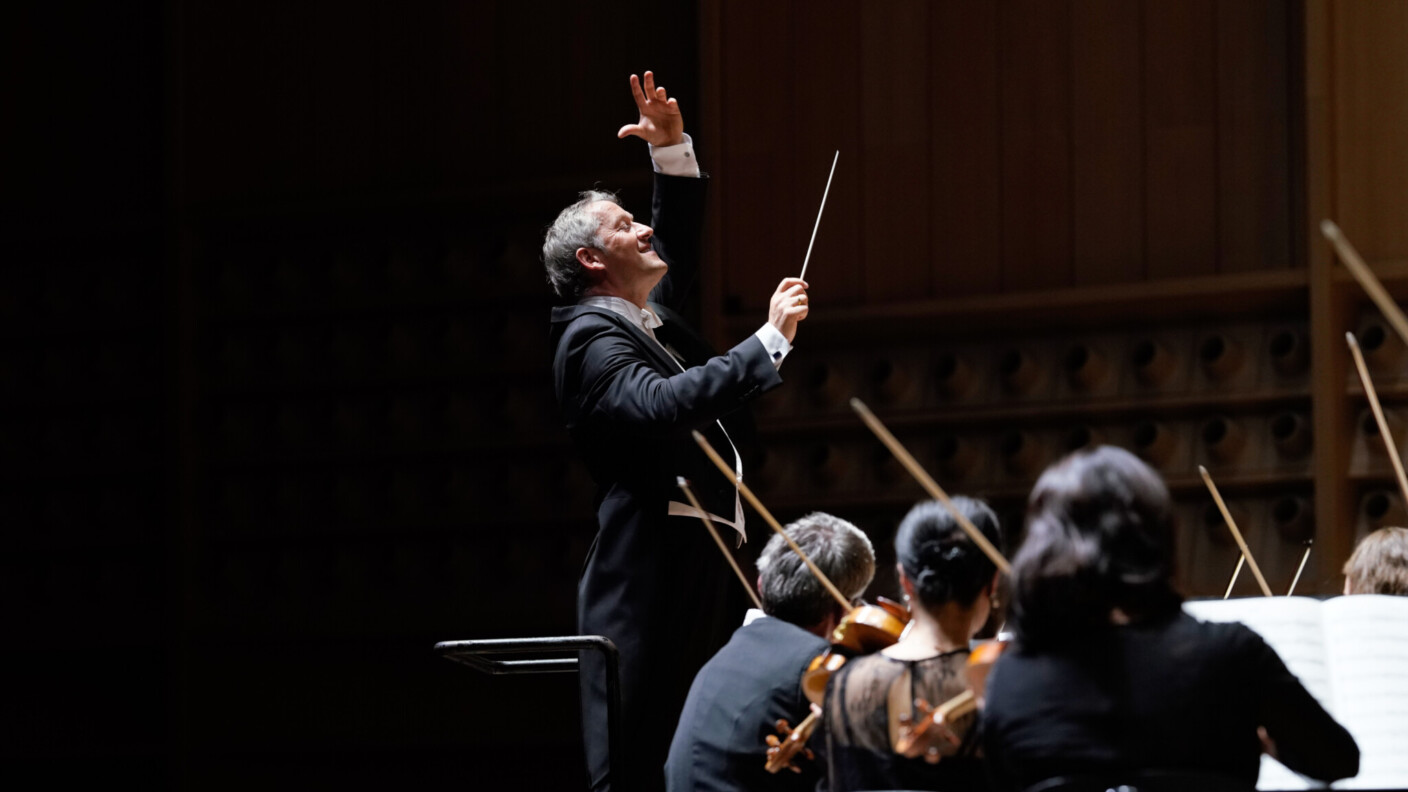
617 71 685 147
768 278 810 343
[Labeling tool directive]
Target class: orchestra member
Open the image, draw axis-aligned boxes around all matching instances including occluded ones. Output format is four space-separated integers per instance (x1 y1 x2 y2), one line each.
666 513 876 792
545 70 809 792
1343 526 1408 595
821 497 1002 792
982 446 1359 791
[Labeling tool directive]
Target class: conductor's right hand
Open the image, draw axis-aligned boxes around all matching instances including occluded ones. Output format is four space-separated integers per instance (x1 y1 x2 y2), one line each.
768 278 810 343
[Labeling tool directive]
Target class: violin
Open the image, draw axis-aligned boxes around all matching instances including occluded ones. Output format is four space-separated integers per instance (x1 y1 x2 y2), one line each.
893 689 976 759
694 417 1011 775
764 705 821 773
764 597 911 775
964 636 1008 698
800 596 909 705
833 596 910 651
891 638 1006 760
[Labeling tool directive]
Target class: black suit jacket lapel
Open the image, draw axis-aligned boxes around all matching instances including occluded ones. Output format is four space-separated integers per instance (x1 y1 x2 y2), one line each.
552 303 683 375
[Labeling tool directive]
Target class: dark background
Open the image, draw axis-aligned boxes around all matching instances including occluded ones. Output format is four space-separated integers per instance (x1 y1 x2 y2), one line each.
4 2 699 788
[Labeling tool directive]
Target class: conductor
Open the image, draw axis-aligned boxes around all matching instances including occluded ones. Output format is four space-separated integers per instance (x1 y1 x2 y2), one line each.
544 71 810 791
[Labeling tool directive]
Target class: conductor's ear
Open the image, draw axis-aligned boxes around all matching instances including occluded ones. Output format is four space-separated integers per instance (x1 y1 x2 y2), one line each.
576 246 605 271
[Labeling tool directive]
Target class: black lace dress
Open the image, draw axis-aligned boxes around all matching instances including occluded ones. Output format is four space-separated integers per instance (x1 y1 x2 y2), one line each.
821 648 988 792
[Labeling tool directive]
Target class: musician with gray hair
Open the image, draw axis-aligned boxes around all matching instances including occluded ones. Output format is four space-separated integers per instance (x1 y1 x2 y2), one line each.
665 512 876 792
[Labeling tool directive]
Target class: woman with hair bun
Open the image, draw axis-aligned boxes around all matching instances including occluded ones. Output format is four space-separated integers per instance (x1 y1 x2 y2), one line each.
981 445 1359 791
821 496 1002 792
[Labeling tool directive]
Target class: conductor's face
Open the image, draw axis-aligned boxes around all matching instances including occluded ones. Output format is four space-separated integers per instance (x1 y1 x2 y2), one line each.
584 201 665 291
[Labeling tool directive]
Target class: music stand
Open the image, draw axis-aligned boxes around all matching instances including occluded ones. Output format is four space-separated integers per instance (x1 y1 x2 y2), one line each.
435 635 620 783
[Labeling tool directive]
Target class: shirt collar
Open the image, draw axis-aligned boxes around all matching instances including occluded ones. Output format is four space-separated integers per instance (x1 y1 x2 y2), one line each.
578 295 662 333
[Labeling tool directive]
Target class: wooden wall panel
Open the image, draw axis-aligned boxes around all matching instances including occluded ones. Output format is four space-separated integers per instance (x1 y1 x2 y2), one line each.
860 0 932 302
1071 0 1145 285
1334 0 1408 262
718 0 793 311
929 1 1002 297
1216 0 1291 273
999 0 1073 292
1308 0 1408 586
709 0 1302 305
791 0 863 307
1144 0 1219 280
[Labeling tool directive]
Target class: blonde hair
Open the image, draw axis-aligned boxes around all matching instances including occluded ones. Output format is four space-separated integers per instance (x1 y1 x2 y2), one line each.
1343 526 1408 595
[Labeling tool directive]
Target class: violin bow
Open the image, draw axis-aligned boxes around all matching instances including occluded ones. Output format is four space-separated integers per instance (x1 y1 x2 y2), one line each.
1323 220 1408 348
1287 540 1313 596
850 398 1011 575
1198 466 1273 597
799 151 839 283
677 477 764 611
1347 332 1408 506
692 430 855 612
1222 555 1246 600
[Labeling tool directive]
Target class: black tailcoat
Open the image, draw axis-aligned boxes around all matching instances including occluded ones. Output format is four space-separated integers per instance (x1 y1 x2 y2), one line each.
550 172 784 791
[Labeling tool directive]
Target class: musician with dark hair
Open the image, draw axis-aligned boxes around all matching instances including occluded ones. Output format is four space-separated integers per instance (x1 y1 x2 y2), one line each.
981 445 1359 791
821 496 1002 792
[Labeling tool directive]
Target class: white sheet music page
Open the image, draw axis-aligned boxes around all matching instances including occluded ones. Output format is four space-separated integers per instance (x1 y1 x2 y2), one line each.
1321 595 1408 789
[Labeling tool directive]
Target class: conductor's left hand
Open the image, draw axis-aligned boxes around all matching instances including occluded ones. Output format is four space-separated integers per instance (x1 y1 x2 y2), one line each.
617 71 685 147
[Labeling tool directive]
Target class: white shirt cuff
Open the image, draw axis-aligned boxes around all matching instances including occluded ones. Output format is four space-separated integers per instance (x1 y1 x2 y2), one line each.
649 133 701 177
755 323 792 369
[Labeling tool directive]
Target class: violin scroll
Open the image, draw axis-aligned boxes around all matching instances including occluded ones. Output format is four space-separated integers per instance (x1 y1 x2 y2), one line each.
764 705 821 774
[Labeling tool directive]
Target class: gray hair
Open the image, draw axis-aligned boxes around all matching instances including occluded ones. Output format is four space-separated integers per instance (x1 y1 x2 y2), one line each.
757 512 876 628
542 189 620 300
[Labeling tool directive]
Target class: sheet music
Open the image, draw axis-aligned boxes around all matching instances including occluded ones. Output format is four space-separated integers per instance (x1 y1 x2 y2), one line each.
1322 595 1408 789
1185 596 1408 790
1184 597 1333 705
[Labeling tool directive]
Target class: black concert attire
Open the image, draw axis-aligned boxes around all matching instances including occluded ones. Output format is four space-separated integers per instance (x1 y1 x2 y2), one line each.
551 155 787 791
664 613 828 792
821 649 987 792
981 612 1360 791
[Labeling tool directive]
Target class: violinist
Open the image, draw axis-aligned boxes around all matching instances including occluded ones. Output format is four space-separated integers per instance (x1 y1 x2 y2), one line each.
1343 526 1408 595
665 512 875 792
821 497 1002 792
981 446 1359 791
546 70 810 792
